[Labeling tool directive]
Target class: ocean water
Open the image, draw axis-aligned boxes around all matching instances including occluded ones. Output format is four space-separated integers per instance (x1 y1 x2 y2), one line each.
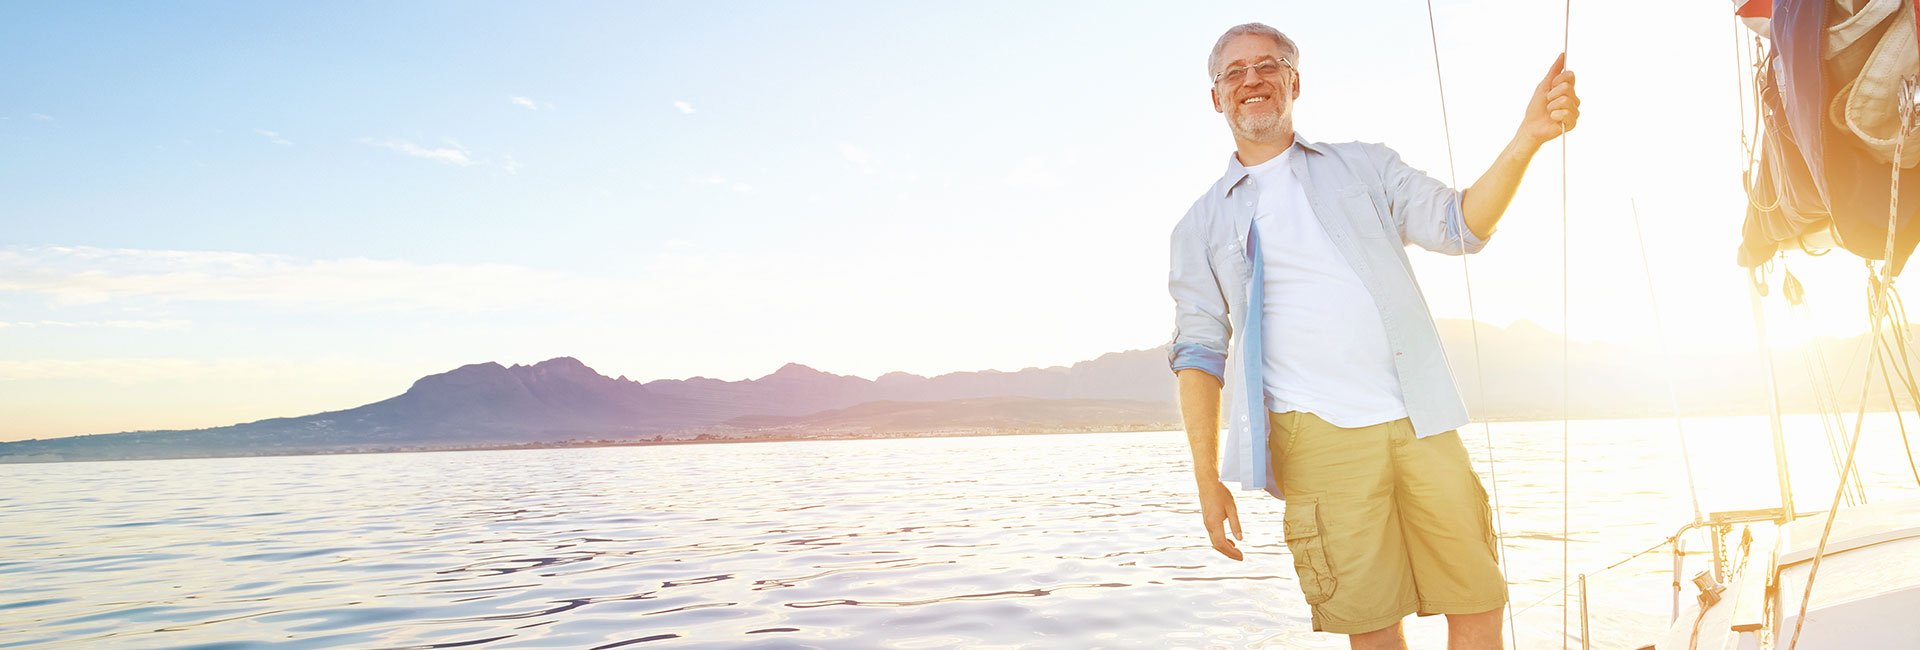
3 415 1918 649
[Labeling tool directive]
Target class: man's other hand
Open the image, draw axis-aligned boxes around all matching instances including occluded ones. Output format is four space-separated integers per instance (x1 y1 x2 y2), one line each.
1519 52 1580 147
1198 479 1244 561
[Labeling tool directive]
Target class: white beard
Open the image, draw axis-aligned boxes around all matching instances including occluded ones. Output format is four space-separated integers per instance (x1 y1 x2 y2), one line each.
1229 106 1286 143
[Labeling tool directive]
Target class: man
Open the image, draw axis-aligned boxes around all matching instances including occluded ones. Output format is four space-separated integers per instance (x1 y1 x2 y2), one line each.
1167 23 1578 650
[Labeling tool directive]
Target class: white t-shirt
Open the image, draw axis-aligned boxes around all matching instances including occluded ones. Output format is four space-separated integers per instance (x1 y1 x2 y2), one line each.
1244 147 1408 428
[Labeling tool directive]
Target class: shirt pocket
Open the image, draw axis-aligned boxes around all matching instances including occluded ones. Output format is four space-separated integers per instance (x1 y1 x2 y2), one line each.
1209 239 1251 286
1340 184 1391 239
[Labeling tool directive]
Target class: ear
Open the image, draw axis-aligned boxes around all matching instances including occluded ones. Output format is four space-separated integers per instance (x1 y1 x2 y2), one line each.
1291 71 1302 100
1211 86 1224 114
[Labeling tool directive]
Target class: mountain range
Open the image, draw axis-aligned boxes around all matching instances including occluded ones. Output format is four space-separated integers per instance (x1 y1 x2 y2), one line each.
0 347 1174 462
3 319 1913 462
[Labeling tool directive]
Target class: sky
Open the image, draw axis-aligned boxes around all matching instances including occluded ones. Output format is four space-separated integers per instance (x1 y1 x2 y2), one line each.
0 0 1865 440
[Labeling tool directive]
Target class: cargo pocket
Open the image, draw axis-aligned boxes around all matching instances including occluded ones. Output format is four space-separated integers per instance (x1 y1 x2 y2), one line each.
1282 500 1338 605
1473 478 1500 564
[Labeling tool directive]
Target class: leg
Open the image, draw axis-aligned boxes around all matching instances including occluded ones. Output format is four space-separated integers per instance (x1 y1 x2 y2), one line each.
1349 621 1408 650
1391 426 1509 638
1445 607 1503 650
1270 412 1418 636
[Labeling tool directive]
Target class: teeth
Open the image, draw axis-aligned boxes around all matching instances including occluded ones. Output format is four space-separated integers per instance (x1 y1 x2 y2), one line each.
1243 97 1267 104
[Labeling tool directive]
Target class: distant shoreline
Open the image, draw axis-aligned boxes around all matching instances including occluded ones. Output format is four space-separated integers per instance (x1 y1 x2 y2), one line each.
0 409 1894 465
0 424 1180 465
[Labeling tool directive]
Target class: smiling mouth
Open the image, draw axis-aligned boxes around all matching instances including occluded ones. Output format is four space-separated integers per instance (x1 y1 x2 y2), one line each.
1241 96 1270 105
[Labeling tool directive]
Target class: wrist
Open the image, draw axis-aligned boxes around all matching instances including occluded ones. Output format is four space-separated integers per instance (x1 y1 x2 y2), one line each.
1511 130 1544 156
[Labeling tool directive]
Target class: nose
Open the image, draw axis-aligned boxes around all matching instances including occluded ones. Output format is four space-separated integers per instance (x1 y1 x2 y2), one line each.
1235 75 1271 98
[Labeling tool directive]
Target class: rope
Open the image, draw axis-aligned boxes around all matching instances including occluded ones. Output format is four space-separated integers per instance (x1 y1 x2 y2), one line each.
1739 34 1782 215
1419 3 1516 647
1732 19 1748 162
1786 298 1880 650
1786 72 1915 650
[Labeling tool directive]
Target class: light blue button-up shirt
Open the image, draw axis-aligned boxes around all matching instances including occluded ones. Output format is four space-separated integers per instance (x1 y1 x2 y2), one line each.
1167 136 1488 498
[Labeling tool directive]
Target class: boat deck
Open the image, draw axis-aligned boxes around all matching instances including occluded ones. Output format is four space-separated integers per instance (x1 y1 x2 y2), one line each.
1657 497 1920 649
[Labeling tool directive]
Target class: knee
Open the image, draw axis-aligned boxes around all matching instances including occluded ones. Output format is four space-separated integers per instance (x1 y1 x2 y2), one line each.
1348 621 1405 650
1446 606 1503 624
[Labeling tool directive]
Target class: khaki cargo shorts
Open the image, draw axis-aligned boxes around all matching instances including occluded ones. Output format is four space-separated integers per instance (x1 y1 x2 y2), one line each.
1268 410 1508 635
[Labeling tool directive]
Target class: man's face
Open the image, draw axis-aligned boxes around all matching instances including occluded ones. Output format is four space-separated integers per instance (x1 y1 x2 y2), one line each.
1210 34 1299 144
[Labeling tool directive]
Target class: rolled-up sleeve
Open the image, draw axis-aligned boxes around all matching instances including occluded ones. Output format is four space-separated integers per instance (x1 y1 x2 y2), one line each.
1370 143 1488 255
1167 211 1229 384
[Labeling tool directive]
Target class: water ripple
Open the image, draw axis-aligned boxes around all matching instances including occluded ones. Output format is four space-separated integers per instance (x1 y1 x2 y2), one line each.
1 422 1916 648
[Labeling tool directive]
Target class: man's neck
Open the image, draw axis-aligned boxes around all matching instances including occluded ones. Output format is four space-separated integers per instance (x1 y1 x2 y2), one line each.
1234 130 1296 168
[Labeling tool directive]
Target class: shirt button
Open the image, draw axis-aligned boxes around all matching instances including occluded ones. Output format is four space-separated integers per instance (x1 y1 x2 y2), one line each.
1244 201 1252 207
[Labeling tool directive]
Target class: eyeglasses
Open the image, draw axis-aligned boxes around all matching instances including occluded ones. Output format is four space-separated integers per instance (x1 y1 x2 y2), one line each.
1213 57 1293 86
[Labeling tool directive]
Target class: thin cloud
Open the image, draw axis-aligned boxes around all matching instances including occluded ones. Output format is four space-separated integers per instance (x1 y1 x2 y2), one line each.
838 143 875 174
0 358 227 383
0 357 347 384
674 100 695 114
362 138 473 166
665 239 695 249
510 96 553 111
0 245 608 312
27 113 53 121
1 320 191 330
253 128 292 146
682 174 754 194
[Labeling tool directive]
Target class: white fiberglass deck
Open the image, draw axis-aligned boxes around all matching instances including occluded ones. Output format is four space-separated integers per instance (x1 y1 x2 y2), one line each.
1771 498 1920 648
1658 497 1920 649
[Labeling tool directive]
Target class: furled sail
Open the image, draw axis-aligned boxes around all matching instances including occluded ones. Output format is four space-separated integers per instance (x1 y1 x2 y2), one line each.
1738 0 1920 274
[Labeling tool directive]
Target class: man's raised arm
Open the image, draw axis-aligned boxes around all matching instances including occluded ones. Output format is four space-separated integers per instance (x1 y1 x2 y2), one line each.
1462 53 1581 240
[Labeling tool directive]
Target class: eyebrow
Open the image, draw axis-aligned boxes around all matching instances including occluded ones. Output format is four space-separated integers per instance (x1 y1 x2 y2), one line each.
1221 56 1284 68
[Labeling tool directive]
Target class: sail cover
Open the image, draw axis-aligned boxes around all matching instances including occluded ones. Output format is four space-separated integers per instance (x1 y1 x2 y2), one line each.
1739 0 1920 274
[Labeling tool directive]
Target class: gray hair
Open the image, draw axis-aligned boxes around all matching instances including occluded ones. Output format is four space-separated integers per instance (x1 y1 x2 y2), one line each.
1207 23 1298 80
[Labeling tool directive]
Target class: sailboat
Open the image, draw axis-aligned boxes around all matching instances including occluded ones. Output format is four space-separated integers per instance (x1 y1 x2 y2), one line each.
1623 1 1920 648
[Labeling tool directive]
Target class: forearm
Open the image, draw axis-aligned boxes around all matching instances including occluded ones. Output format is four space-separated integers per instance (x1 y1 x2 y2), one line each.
1461 132 1544 240
1177 368 1224 485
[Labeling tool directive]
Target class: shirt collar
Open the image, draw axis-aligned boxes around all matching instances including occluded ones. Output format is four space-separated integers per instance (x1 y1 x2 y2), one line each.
1214 134 1320 199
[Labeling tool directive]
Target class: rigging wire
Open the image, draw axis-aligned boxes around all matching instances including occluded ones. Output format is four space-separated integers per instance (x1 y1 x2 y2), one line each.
1784 273 1871 506
1875 284 1920 485
1418 3 1516 647
1558 0 1572 645
1876 335 1913 481
1507 532 1679 621
1629 200 1703 522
